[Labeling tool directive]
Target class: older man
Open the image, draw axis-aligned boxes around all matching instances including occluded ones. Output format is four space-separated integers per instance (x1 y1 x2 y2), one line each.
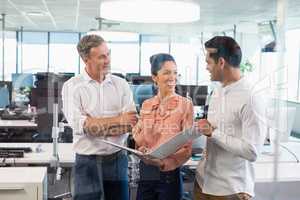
62 34 138 200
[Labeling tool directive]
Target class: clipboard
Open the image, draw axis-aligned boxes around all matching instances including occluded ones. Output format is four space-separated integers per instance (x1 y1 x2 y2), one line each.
101 127 200 159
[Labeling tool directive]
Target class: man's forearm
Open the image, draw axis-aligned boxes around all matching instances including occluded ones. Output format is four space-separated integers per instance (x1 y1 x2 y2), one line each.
88 125 132 137
83 116 120 136
211 129 258 162
83 116 133 137
106 125 132 136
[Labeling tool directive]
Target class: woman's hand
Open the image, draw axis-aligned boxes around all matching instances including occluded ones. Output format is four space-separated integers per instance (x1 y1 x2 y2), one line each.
138 146 165 169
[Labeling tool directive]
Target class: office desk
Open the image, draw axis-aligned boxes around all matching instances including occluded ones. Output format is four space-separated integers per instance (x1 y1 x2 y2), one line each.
187 138 300 166
186 138 300 200
0 143 73 167
0 167 47 200
187 159 300 180
254 162 300 200
1 140 300 200
0 120 38 143
1 139 300 173
1 138 300 167
0 143 74 198
255 162 300 182
0 120 37 128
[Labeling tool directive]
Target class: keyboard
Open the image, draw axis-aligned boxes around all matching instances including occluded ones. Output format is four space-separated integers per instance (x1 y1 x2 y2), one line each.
1 113 33 120
0 147 32 153
0 149 24 158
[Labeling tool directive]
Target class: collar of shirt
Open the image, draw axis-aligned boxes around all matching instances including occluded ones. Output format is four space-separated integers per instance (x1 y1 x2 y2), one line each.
147 94 180 111
82 68 113 85
222 77 247 95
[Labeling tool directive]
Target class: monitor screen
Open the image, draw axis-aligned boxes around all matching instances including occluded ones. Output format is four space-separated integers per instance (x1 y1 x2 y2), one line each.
12 73 35 106
31 72 75 141
131 76 153 85
0 81 12 108
11 73 34 89
58 72 75 82
175 85 208 106
125 73 140 82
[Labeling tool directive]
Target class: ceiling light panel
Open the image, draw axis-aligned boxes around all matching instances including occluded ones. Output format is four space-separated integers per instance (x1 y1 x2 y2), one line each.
100 0 200 23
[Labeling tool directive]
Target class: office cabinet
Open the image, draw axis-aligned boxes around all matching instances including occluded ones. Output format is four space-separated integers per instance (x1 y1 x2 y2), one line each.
0 167 47 200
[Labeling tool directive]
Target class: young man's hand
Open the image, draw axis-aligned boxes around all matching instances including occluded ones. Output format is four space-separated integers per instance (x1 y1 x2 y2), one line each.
195 119 215 137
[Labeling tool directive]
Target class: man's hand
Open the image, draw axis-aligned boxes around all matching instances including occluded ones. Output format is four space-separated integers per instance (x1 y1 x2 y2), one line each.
118 111 138 127
107 125 132 136
195 119 215 137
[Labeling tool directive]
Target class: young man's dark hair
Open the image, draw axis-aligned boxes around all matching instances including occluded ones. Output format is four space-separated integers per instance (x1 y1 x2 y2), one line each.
204 36 242 67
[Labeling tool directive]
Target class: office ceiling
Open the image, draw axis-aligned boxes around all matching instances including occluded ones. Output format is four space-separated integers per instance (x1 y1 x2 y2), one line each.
0 0 300 35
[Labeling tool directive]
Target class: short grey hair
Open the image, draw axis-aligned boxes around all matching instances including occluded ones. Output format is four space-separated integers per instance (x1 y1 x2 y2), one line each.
77 34 105 61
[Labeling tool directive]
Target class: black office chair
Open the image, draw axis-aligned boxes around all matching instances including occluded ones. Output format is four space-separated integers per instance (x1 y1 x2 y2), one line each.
181 165 196 200
112 72 126 79
127 134 136 149
59 126 73 143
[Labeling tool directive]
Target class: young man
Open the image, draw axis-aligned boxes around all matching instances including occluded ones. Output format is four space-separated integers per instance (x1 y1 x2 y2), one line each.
62 34 138 200
194 36 265 200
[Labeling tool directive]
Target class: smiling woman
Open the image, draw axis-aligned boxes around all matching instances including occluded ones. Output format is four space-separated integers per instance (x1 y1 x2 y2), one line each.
132 53 194 200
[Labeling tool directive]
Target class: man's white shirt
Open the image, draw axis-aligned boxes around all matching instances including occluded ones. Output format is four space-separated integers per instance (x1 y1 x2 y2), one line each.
196 77 266 196
62 69 136 155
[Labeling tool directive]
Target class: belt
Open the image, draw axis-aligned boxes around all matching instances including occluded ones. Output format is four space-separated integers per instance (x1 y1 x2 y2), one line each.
76 150 126 162
97 150 125 161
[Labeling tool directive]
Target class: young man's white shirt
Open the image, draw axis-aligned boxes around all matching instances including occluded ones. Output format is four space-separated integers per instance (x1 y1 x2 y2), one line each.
196 77 266 196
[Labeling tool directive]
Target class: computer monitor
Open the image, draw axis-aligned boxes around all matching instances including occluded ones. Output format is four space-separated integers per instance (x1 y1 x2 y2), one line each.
0 81 12 108
11 73 34 106
131 76 153 85
130 84 155 111
125 73 140 82
11 73 34 89
31 72 74 142
58 72 75 82
175 85 208 106
112 72 126 79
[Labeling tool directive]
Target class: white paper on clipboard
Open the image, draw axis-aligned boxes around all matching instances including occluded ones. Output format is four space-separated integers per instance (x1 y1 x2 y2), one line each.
101 127 200 159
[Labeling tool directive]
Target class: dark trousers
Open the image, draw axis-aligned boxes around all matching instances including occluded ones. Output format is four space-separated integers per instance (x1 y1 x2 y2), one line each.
136 161 183 200
74 151 129 200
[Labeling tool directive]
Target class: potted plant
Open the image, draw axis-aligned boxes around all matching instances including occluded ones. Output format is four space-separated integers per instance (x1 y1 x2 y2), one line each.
240 59 254 75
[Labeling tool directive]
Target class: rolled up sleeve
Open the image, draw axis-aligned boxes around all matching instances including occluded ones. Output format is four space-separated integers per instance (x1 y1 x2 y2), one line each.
62 81 87 135
210 97 265 162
